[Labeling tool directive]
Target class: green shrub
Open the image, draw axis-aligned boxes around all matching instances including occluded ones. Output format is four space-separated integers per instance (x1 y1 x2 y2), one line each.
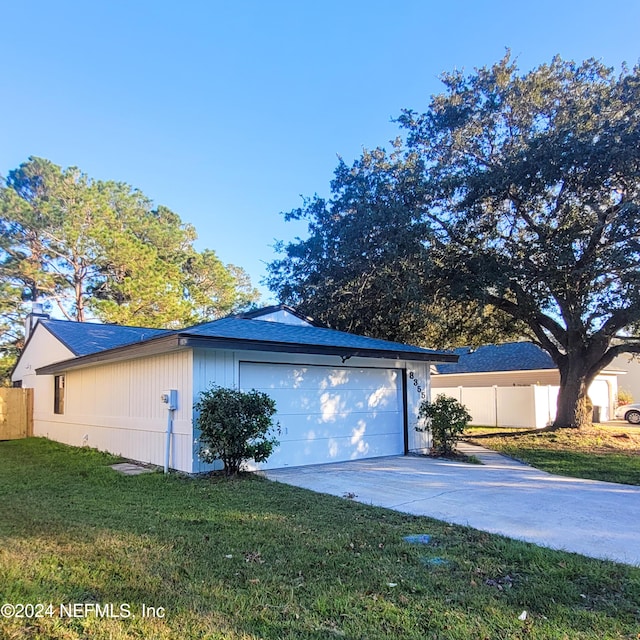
195 386 280 476
618 388 633 406
418 394 471 457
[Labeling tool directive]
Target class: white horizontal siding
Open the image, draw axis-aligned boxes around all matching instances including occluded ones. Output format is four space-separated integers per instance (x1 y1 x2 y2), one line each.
432 369 560 388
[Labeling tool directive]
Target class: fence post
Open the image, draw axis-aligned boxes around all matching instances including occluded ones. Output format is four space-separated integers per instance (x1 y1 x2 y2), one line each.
26 388 33 436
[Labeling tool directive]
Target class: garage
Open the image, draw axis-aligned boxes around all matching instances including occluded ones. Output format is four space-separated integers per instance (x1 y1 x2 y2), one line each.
588 379 611 422
239 361 405 469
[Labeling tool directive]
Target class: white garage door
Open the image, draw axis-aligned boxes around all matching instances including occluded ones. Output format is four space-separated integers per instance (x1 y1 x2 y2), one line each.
239 362 405 469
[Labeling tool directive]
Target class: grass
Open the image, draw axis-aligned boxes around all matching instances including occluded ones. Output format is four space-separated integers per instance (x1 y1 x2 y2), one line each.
465 424 640 486
0 438 638 639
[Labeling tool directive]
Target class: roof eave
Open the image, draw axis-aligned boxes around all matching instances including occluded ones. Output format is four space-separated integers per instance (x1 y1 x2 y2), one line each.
36 333 457 374
11 321 76 382
36 334 184 375
434 367 557 376
179 336 458 363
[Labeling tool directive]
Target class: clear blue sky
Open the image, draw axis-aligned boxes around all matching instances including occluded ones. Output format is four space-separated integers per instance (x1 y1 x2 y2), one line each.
2 0 639 301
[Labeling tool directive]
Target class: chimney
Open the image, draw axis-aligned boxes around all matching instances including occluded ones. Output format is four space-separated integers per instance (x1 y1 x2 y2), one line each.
24 302 49 341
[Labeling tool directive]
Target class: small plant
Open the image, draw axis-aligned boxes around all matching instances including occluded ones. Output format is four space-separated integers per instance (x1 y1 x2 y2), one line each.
418 394 471 457
195 386 280 476
618 388 633 406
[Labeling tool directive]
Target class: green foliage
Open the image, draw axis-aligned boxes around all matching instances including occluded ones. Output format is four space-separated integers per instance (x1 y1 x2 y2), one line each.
195 386 280 476
0 157 260 382
418 394 471 456
3 438 640 639
183 249 259 322
271 53 640 428
399 54 640 427
267 143 522 347
0 281 23 382
618 388 634 406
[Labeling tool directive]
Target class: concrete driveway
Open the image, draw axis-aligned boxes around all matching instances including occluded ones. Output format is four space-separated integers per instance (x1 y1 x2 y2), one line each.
263 443 640 566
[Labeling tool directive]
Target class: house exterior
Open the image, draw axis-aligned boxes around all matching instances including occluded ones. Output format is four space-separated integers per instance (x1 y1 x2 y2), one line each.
12 306 456 472
431 342 622 427
611 353 640 404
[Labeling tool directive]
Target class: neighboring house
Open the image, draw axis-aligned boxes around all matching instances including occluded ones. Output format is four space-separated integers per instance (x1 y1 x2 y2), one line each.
431 342 622 427
611 353 640 403
12 305 456 472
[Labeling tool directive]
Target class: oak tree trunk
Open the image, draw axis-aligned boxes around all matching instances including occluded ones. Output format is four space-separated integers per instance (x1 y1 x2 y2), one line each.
554 360 594 429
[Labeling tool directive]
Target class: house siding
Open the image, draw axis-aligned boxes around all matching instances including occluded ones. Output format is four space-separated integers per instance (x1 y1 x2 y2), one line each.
612 354 640 402
432 369 560 388
12 325 75 386
33 350 194 473
405 362 431 452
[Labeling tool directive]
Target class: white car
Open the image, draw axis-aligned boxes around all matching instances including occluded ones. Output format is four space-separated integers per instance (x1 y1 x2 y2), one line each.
615 403 640 424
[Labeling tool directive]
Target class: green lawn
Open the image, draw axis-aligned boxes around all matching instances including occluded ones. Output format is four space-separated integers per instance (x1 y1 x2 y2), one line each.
0 438 639 639
465 425 640 486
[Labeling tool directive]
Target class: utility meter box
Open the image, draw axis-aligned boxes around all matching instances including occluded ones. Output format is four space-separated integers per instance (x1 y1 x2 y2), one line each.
161 389 178 410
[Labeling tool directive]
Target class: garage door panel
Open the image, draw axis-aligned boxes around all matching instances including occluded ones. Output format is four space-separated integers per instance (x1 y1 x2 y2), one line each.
241 365 399 392
276 410 402 442
239 362 405 469
244 386 401 416
259 432 404 469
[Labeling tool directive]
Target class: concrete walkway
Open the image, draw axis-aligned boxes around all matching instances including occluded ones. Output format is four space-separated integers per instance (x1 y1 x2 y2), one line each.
263 443 640 566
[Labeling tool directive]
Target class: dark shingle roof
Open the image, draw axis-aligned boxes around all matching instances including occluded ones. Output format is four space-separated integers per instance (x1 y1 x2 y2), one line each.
182 317 449 358
40 319 169 356
435 342 555 374
34 310 457 375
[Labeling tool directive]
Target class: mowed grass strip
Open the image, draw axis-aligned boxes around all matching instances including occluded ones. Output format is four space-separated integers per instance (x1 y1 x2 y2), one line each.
0 438 638 639
465 425 640 486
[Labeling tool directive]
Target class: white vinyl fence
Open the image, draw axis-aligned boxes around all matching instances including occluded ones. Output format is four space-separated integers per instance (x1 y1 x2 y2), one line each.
432 385 559 429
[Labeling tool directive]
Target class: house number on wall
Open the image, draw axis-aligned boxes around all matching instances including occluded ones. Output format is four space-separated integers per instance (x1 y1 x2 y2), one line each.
409 371 426 401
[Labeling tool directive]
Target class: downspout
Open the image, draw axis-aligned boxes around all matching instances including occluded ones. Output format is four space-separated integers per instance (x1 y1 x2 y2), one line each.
162 390 178 474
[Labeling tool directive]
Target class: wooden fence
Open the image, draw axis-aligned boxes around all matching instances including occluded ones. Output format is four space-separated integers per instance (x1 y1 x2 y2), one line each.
0 388 33 440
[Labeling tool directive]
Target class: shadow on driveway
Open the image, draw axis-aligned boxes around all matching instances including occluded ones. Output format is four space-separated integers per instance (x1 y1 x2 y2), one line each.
263 443 640 566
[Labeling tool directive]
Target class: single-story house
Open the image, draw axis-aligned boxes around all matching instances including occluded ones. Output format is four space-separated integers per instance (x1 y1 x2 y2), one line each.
431 342 622 427
12 305 456 472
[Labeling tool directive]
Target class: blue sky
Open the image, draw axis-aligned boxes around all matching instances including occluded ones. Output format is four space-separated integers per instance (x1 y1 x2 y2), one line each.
2 0 639 302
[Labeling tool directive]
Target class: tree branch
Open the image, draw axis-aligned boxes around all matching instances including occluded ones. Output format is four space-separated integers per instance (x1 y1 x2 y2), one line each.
575 198 623 270
601 308 640 339
589 342 640 378
485 293 566 361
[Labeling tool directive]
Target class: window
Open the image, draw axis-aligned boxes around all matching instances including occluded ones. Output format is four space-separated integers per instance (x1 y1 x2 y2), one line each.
54 375 65 414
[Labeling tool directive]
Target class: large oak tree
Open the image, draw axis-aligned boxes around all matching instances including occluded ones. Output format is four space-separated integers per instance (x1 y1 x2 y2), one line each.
270 54 640 428
399 54 640 428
